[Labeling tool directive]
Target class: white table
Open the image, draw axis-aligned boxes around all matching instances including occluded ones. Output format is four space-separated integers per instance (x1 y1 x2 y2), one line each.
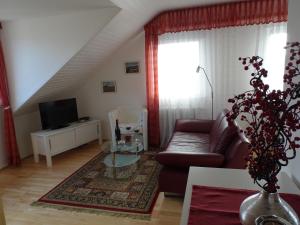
180 167 300 225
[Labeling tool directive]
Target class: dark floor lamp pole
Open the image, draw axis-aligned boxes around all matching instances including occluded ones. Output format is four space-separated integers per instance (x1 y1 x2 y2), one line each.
196 66 214 120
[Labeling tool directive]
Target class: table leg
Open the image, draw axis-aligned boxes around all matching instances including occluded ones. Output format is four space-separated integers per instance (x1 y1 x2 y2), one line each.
31 135 39 163
46 154 52 168
113 167 116 179
112 152 117 178
112 152 116 167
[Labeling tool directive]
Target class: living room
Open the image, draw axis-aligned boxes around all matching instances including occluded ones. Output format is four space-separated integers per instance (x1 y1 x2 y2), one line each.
0 0 300 224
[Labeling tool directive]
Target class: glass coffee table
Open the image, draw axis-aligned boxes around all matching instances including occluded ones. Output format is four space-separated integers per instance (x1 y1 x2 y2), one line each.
103 139 143 168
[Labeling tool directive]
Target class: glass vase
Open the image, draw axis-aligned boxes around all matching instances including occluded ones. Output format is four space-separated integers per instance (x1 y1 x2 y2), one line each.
240 190 300 225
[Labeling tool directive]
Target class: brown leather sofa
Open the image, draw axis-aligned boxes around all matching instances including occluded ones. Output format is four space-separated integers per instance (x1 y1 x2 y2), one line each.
156 109 249 195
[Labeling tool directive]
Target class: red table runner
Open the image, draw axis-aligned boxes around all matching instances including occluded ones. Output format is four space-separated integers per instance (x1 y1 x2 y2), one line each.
188 185 300 225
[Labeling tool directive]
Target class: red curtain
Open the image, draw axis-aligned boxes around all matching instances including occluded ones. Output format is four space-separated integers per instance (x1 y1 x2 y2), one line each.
0 41 21 166
145 34 160 147
144 0 287 147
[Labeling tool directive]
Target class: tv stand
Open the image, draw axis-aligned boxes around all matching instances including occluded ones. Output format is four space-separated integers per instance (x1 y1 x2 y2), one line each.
31 120 102 167
50 124 70 130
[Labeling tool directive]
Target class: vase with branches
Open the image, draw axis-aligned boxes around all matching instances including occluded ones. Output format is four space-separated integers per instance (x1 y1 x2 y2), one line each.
226 42 300 225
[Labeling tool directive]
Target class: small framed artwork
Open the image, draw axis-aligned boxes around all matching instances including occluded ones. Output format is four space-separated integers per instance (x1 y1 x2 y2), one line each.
102 80 117 93
125 62 140 74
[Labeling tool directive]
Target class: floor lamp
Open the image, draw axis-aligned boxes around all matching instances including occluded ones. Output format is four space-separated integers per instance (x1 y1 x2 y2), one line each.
196 66 214 120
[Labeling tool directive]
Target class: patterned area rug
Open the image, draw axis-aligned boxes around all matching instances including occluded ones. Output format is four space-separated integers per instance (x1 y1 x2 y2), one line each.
33 152 161 218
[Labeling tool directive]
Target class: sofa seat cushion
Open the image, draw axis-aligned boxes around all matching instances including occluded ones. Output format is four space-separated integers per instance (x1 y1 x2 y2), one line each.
156 150 224 168
166 141 210 153
171 132 210 144
156 139 224 168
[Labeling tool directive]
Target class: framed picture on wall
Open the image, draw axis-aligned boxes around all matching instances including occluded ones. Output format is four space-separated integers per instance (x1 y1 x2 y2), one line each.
125 62 140 74
102 80 117 93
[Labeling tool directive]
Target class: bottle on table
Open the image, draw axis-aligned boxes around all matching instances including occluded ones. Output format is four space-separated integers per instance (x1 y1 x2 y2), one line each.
115 119 121 143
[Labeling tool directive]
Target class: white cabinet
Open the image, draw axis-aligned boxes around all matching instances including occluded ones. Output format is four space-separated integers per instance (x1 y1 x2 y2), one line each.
75 122 99 146
31 120 101 167
49 130 76 155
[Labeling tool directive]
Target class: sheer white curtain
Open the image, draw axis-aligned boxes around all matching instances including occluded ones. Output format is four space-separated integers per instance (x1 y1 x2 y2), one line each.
158 22 287 146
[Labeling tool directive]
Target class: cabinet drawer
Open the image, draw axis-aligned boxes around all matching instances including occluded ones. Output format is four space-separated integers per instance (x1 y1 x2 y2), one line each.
76 123 98 146
49 130 75 155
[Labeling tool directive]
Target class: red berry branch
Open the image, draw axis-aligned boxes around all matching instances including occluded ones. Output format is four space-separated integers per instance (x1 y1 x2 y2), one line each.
226 42 300 193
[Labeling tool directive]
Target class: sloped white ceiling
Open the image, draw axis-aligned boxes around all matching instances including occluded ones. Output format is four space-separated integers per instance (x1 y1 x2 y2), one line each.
12 0 237 115
0 0 115 20
2 7 119 114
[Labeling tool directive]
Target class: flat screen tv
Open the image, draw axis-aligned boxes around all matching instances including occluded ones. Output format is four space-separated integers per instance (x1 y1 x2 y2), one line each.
39 98 78 130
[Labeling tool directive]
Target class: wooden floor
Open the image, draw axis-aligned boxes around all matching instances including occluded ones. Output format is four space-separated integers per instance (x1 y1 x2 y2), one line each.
0 142 183 225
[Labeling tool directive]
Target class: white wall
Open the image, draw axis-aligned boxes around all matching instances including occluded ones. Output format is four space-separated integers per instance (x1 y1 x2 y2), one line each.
14 111 41 159
0 109 41 165
1 8 119 112
0 110 40 164
76 32 146 140
287 0 300 187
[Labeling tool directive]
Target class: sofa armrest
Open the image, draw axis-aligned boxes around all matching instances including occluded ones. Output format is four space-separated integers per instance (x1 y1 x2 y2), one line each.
156 151 224 168
175 119 214 133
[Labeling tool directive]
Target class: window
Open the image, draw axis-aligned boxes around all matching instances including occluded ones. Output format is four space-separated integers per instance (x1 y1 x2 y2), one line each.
158 41 200 99
158 41 209 109
264 33 287 91
157 23 287 146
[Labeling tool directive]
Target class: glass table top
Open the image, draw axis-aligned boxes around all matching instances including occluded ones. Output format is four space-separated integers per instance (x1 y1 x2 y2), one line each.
110 142 143 153
103 142 143 168
103 154 141 168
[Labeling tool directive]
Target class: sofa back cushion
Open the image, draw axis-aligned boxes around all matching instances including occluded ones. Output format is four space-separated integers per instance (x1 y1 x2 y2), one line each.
223 132 249 169
210 109 228 137
209 109 238 154
174 119 213 133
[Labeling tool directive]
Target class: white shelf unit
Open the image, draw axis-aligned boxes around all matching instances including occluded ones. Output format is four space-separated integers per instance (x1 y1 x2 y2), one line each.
31 120 102 167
